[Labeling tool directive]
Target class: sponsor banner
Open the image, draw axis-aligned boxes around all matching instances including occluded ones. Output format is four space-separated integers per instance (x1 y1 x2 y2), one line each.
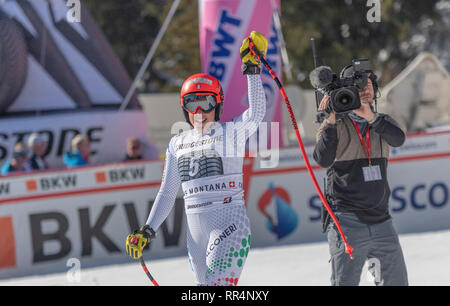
246 155 450 246
0 160 163 201
253 130 450 171
0 130 449 278
0 111 157 169
246 130 450 246
199 0 283 145
255 145 317 171
0 188 186 278
0 161 184 279
389 131 450 159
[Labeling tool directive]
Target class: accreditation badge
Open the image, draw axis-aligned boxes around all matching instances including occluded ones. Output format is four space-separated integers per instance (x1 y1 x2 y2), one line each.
362 165 382 182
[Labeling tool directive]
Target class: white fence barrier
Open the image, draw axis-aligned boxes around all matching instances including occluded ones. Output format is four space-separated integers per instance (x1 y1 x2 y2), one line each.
0 130 449 278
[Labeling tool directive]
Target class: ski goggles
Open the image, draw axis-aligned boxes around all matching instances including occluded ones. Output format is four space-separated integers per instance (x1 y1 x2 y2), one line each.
182 93 218 114
13 149 30 157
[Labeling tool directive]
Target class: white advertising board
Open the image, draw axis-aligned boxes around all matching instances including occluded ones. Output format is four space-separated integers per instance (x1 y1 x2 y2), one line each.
0 160 186 279
0 131 449 278
245 131 450 246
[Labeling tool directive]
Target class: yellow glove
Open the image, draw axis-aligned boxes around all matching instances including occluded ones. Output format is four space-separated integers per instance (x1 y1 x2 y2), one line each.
240 31 268 74
125 225 155 259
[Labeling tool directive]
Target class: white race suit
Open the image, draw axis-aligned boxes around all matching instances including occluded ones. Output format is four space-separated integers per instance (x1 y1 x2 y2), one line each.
146 74 266 285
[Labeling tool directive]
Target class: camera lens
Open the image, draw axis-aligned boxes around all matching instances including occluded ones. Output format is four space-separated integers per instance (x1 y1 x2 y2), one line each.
339 95 351 105
335 88 355 105
330 86 361 114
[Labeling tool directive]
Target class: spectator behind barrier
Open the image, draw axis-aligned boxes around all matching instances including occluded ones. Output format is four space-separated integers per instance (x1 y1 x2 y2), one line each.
28 133 49 171
1 142 31 175
123 138 143 161
63 134 90 168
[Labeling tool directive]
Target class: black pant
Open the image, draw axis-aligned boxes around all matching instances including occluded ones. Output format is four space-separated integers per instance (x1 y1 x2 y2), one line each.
327 212 408 286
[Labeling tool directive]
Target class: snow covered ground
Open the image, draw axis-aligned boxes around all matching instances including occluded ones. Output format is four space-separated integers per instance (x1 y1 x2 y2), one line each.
1 229 449 286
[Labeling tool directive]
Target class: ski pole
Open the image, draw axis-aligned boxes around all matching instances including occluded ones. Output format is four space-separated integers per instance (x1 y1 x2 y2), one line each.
247 39 354 259
140 257 159 286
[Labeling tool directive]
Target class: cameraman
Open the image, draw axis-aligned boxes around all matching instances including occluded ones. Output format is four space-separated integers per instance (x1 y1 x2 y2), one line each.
313 65 408 286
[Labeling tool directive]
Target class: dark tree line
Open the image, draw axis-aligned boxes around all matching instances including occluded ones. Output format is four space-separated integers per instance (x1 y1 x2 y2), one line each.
85 0 447 92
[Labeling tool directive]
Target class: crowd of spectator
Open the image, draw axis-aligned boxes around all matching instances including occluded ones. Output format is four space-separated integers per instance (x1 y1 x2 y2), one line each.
0 134 146 176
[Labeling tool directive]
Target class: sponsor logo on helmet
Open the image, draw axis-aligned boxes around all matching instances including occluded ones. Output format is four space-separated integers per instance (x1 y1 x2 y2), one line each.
185 78 213 88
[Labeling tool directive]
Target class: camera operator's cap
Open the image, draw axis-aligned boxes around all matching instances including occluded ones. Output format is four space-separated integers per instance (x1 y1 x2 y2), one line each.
28 133 46 147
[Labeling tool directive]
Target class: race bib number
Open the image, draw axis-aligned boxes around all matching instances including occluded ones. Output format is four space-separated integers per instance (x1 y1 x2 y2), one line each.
177 149 224 182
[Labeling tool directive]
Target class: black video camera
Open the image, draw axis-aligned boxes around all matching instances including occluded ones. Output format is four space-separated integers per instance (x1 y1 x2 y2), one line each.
309 59 372 123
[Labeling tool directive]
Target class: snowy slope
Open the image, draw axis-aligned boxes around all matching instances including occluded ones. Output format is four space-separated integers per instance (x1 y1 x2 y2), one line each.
1 229 449 286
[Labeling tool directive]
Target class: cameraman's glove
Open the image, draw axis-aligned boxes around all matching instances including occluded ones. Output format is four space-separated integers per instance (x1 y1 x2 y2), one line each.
240 31 268 75
125 225 156 259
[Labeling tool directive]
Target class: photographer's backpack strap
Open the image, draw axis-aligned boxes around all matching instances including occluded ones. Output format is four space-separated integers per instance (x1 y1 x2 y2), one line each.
321 178 332 233
321 205 331 233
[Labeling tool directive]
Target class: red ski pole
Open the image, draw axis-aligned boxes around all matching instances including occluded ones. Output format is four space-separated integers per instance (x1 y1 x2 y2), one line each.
248 39 354 259
140 257 159 286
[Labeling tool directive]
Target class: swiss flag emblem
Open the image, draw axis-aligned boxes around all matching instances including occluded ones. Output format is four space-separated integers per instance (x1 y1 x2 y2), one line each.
229 181 235 188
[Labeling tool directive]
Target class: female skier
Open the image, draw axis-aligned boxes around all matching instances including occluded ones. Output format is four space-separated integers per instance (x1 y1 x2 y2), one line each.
126 31 268 286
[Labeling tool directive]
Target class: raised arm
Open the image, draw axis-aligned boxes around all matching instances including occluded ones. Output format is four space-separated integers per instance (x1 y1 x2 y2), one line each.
233 74 266 139
231 31 268 145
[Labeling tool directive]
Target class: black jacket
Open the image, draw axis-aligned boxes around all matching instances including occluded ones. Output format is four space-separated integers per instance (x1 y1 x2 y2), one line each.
28 154 48 171
313 113 405 224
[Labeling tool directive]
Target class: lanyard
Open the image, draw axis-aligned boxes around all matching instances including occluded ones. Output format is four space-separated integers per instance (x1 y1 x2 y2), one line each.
351 120 371 165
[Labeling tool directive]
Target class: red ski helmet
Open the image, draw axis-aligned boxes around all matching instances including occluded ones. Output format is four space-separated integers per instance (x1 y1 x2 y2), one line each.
180 73 224 124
